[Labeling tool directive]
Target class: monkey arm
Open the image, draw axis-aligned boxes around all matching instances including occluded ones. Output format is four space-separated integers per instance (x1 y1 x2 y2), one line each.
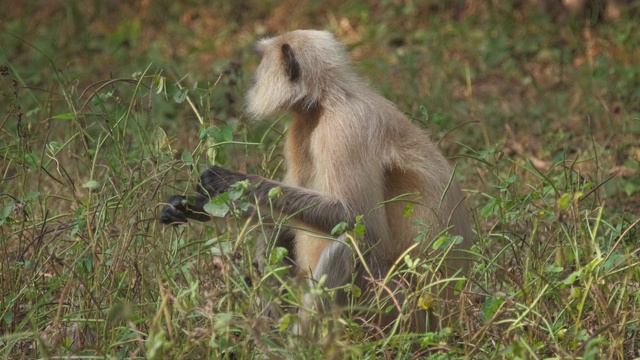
198 166 358 235
199 165 395 266
160 165 388 252
159 166 355 232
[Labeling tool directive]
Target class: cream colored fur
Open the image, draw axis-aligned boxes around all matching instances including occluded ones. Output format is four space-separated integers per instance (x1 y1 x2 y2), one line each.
247 30 473 331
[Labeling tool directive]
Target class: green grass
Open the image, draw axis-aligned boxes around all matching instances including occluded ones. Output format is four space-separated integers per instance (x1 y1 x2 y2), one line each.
1 1 639 358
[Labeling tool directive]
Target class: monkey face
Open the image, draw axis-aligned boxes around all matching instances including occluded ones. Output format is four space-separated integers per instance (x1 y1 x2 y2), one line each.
246 30 352 118
246 36 303 118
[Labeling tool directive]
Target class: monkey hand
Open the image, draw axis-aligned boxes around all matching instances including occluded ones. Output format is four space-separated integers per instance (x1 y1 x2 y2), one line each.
160 195 190 225
198 165 249 197
160 195 211 224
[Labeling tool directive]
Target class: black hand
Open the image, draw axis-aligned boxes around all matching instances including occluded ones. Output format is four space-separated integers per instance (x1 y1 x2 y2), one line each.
160 195 189 224
160 166 248 225
160 195 210 224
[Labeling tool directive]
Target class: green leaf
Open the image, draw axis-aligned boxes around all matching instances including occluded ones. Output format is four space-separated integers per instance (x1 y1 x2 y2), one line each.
419 105 429 120
432 235 461 250
331 222 348 235
52 113 82 120
209 239 232 256
173 88 188 103
278 314 292 332
3 311 13 325
403 254 415 268
403 203 414 218
24 192 40 201
563 269 582 285
625 180 640 196
203 196 229 218
24 153 38 171
154 75 165 94
269 246 288 264
480 295 505 323
181 150 193 165
219 125 234 142
268 186 283 200
557 193 572 210
82 180 101 190
0 202 13 225
215 150 228 166
354 223 366 237
432 236 446 249
344 283 362 298
481 197 501 218
145 330 166 360
603 253 626 271
353 215 366 237
545 264 563 273
206 138 218 165
227 180 250 200
47 141 63 154
570 287 581 299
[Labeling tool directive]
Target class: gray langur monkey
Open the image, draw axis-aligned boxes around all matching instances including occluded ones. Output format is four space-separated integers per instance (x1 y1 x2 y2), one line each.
160 30 473 333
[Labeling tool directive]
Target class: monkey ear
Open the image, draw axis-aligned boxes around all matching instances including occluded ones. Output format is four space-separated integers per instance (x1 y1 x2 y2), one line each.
281 44 300 81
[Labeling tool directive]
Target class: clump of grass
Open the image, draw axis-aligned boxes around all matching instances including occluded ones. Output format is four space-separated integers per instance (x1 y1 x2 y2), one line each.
463 140 640 358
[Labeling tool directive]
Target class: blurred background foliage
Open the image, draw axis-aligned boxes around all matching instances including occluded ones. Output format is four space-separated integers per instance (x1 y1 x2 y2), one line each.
3 1 639 205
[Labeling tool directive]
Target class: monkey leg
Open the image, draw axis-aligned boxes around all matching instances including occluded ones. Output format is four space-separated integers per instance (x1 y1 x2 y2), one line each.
303 240 431 335
300 239 395 334
297 239 350 336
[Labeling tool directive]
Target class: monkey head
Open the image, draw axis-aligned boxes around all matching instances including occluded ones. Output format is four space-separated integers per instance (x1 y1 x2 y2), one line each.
246 30 357 118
